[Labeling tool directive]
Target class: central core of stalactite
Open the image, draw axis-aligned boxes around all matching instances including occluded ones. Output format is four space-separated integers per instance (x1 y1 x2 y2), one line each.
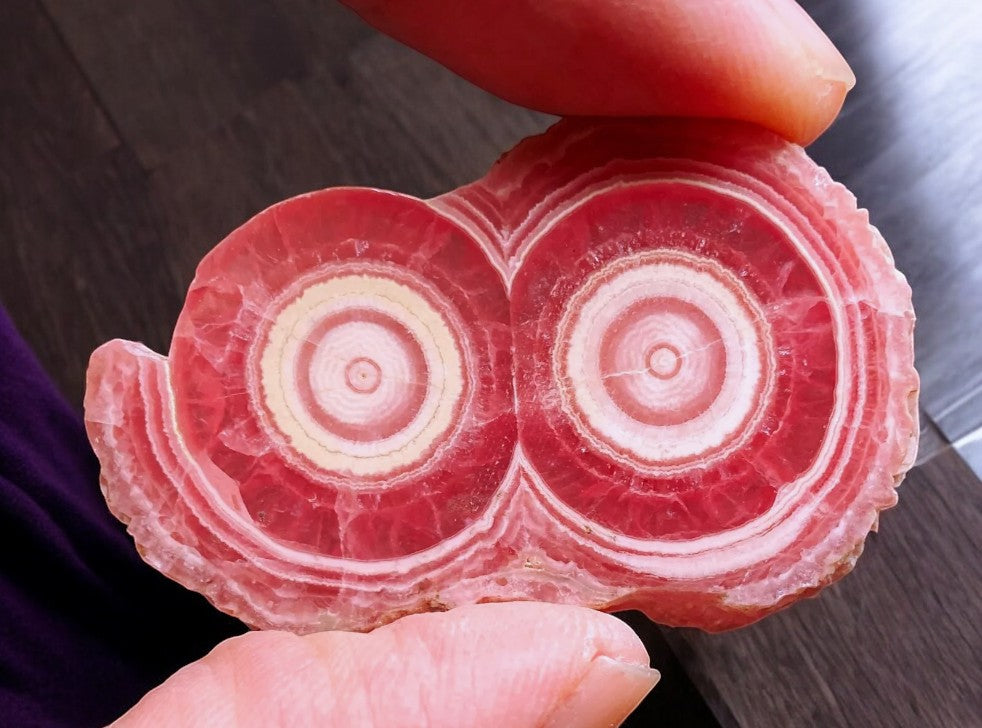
645 344 682 379
344 357 382 394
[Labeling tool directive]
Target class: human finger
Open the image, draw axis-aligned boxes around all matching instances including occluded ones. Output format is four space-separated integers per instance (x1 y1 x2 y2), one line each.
111 602 659 728
342 0 854 144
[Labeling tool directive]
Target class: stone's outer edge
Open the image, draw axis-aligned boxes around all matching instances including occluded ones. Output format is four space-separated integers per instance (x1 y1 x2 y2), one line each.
84 343 634 632
84 119 919 632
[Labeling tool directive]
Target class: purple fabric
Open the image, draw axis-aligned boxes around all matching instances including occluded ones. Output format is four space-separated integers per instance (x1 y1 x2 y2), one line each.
0 307 244 727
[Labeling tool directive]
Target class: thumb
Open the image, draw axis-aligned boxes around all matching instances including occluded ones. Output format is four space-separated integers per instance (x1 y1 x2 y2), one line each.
111 602 659 728
342 0 854 145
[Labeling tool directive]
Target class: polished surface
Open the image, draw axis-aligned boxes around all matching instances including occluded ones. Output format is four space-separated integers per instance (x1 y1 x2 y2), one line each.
1 0 979 725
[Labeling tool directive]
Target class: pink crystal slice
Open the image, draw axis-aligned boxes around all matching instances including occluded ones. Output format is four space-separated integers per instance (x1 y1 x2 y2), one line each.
84 119 919 632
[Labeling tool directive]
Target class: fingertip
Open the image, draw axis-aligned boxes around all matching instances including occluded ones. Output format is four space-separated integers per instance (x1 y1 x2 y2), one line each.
363 602 657 727
790 76 853 145
765 0 855 90
756 0 854 143
543 655 660 728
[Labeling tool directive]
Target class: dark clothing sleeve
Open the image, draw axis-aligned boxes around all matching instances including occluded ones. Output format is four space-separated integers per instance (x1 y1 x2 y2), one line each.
0 307 244 727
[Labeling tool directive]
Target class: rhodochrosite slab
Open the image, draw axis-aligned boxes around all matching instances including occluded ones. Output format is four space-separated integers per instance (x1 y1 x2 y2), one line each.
85 119 919 633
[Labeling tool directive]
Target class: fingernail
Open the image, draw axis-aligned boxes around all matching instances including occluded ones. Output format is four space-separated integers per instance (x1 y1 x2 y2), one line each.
767 0 855 87
544 656 660 728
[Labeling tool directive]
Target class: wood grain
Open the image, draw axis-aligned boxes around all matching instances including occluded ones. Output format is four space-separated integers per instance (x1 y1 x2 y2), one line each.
40 0 304 168
0 1 173 405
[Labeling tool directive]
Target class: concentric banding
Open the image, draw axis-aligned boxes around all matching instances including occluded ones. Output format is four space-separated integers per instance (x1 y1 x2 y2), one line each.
167 188 516 560
512 178 840 541
86 120 918 633
256 265 467 481
555 249 774 473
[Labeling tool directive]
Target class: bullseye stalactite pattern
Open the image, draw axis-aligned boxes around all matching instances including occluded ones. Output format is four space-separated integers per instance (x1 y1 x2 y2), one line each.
450 119 915 622
168 189 516 560
513 182 837 541
84 119 918 632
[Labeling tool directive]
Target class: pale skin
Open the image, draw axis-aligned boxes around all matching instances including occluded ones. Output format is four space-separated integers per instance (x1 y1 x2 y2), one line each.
112 2 852 726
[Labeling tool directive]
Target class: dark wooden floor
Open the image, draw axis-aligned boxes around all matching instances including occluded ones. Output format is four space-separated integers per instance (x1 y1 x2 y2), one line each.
2 1 980 726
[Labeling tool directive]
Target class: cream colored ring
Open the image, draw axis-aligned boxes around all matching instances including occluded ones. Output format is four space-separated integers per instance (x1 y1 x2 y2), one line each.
259 272 466 480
